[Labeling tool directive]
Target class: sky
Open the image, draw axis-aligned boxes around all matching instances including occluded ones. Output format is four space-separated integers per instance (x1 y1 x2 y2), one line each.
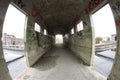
92 4 116 38
55 34 63 44
3 4 26 39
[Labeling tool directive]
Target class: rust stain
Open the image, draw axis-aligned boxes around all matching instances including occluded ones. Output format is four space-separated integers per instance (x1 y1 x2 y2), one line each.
73 16 80 26
85 0 102 14
116 18 120 26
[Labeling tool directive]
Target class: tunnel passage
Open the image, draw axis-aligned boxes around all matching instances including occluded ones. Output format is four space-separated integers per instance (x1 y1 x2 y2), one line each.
16 45 106 80
0 0 120 80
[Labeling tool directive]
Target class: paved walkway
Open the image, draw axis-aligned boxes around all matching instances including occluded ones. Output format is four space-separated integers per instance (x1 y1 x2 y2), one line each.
16 45 106 80
96 50 115 59
93 50 115 77
93 55 114 77
3 49 24 63
8 57 27 79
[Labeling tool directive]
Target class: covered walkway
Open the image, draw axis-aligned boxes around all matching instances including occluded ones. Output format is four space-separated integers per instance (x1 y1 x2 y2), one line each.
16 45 106 80
0 0 120 80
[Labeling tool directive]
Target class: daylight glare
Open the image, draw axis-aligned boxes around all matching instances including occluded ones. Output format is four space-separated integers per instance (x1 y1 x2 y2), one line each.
3 4 26 38
92 4 116 38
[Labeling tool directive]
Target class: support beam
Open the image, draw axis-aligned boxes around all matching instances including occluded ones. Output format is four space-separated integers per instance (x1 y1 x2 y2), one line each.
0 0 12 80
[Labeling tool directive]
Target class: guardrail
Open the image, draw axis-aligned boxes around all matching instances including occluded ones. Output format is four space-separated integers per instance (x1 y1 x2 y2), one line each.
95 43 116 52
3 45 24 51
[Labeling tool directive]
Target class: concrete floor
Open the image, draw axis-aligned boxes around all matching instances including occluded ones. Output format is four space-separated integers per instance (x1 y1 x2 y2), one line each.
93 54 114 77
16 45 106 80
8 57 27 79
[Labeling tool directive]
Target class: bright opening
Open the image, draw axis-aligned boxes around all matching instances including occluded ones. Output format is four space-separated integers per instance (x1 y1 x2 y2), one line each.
44 29 47 35
92 4 116 77
71 28 74 34
77 21 83 32
35 23 40 32
55 34 63 44
2 4 27 79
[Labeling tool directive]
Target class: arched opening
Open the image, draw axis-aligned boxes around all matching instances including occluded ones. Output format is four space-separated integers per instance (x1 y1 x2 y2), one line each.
91 4 117 77
55 34 63 44
2 3 28 79
77 21 83 32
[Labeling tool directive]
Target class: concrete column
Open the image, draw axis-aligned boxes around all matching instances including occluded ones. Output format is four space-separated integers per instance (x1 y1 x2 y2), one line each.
0 0 12 80
107 0 120 80
81 14 94 66
74 25 77 33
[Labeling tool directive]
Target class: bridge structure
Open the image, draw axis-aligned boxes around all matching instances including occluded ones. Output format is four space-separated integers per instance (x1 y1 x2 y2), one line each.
0 0 120 80
95 42 116 52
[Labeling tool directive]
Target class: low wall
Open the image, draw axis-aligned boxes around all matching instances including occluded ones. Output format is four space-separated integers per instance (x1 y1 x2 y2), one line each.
65 28 93 66
26 20 53 66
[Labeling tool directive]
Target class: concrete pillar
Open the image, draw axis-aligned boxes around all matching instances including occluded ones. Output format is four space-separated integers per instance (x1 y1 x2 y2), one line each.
74 25 77 33
0 0 12 80
107 0 120 80
80 14 94 66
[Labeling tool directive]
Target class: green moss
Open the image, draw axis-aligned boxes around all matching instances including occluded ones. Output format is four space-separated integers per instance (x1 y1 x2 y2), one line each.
26 21 37 49
83 28 92 39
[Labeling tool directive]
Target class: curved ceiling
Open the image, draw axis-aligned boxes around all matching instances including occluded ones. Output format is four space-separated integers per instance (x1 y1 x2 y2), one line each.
30 0 90 35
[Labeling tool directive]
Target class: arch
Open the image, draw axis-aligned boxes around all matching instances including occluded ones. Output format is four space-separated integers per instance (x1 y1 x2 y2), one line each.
89 0 120 79
107 0 120 79
0 0 12 80
0 0 120 80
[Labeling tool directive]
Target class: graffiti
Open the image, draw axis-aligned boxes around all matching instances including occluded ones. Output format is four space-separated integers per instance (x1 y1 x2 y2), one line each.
83 21 87 26
112 1 120 17
72 16 80 26
31 4 47 29
83 21 89 28
31 4 43 19
116 19 120 26
31 5 39 18
13 0 26 8
85 0 102 14
78 31 83 39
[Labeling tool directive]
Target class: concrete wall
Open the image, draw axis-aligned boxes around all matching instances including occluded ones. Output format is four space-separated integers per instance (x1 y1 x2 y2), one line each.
79 0 120 79
0 0 12 80
6 0 54 66
65 26 93 66
64 0 108 66
107 0 120 80
0 0 54 79
25 19 53 66
0 0 120 80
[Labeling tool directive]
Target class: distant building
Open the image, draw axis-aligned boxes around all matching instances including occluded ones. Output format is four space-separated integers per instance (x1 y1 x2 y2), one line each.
2 33 24 46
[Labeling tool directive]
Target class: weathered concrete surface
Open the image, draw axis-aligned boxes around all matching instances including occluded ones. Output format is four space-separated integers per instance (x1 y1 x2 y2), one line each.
107 0 120 80
0 0 12 80
16 45 106 80
0 58 11 80
65 27 93 66
26 19 54 66
0 0 120 80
